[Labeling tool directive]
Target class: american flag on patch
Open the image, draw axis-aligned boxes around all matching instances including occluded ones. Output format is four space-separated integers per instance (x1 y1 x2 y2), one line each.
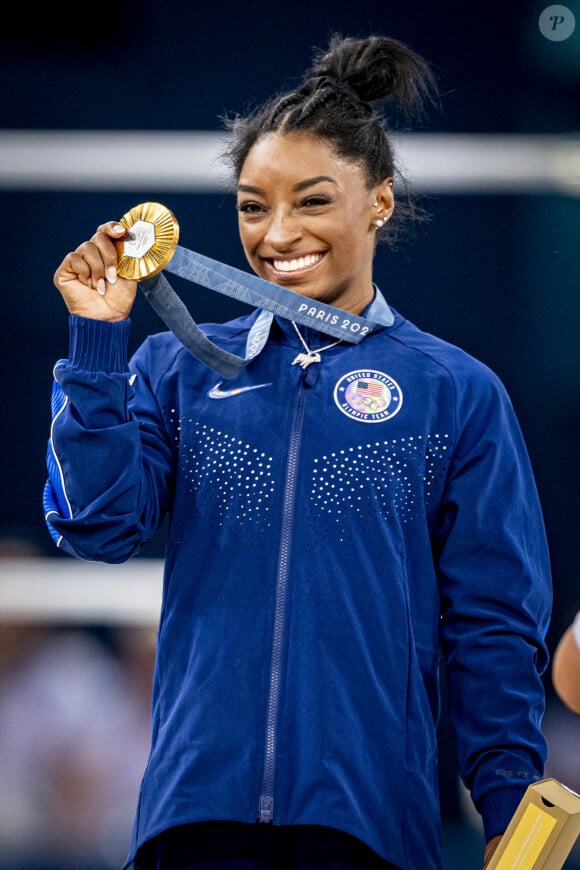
356 380 384 397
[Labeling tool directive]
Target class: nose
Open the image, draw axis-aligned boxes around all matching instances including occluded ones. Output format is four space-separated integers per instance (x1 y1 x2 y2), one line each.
263 208 301 250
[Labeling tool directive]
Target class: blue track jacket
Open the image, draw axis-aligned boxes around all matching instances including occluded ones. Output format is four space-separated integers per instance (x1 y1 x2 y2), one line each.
44 298 551 870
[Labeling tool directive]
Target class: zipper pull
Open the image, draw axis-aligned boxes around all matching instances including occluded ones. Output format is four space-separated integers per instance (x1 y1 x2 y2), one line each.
302 363 320 387
259 794 274 823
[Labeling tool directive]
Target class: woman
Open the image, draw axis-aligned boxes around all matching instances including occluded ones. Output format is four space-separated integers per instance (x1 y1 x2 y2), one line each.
44 34 551 870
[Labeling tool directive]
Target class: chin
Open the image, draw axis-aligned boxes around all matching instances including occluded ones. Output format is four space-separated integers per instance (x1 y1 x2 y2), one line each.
279 281 325 299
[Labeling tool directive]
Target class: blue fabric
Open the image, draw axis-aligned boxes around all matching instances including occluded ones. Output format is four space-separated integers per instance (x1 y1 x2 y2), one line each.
44 303 552 870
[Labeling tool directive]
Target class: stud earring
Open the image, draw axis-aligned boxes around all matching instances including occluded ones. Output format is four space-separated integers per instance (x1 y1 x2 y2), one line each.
374 218 385 228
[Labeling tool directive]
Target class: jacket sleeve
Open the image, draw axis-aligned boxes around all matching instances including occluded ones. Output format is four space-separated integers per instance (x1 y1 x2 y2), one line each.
43 315 175 563
433 362 552 842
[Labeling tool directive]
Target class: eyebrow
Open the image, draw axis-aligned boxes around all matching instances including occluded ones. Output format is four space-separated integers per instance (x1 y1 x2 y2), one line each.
294 175 337 192
237 175 338 195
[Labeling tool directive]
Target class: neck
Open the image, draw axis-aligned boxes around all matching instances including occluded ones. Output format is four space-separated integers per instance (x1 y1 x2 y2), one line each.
340 284 376 317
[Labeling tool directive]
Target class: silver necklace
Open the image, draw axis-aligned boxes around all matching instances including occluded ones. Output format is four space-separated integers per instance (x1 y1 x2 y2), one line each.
291 321 343 369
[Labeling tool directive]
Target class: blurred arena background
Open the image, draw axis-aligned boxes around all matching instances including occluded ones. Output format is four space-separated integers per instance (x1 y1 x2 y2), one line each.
1 0 579 867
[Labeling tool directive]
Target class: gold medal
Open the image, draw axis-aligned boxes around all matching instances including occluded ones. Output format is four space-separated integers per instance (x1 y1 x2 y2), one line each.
115 202 180 280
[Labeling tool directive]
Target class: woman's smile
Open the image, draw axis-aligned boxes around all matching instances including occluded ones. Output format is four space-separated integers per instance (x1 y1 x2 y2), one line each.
265 251 326 278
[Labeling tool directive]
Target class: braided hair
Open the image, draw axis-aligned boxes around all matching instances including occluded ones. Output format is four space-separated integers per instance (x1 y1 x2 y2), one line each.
222 34 438 245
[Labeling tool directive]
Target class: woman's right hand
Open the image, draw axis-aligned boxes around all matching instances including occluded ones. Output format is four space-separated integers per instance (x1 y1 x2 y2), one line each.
53 221 138 321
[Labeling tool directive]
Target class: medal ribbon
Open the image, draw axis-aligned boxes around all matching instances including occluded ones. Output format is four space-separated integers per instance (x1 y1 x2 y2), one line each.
139 246 392 378
118 203 393 379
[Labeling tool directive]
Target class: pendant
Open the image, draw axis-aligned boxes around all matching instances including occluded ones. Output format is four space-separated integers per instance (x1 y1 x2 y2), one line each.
291 351 322 369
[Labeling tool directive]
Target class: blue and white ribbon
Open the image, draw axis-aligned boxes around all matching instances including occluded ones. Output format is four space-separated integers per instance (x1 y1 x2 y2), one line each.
140 245 393 378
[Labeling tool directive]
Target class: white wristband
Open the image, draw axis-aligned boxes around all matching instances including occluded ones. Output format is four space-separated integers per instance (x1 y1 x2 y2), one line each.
573 611 580 651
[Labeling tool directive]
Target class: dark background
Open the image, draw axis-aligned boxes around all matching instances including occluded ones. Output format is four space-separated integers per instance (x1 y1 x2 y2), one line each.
1 0 579 860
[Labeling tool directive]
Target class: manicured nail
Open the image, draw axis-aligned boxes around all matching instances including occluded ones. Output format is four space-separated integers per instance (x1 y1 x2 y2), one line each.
107 267 117 284
96 279 106 296
113 224 124 233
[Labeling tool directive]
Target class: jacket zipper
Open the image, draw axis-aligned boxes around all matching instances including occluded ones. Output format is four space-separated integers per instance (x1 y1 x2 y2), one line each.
258 377 308 823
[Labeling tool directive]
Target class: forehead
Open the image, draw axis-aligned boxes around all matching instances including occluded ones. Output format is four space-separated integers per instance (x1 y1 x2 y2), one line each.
239 131 366 188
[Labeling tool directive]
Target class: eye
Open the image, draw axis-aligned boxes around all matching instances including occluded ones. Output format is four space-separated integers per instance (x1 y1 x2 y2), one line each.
237 201 265 214
301 194 331 208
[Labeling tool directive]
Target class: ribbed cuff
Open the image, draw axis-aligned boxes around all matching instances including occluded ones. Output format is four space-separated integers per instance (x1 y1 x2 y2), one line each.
478 786 528 841
69 315 131 373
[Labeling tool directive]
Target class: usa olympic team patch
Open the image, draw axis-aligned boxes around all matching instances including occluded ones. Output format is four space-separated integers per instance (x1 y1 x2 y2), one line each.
333 370 403 423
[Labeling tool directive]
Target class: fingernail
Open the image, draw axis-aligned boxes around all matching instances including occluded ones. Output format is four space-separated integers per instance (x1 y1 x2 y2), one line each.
96 279 106 296
113 224 124 234
107 267 117 284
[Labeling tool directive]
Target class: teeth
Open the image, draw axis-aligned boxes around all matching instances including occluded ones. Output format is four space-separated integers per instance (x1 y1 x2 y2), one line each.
272 253 322 272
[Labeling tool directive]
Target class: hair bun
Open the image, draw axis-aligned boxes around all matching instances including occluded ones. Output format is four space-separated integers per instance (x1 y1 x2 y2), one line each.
306 33 438 117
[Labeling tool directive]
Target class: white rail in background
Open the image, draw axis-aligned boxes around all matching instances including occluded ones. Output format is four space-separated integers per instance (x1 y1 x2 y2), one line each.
0 558 163 625
0 130 579 194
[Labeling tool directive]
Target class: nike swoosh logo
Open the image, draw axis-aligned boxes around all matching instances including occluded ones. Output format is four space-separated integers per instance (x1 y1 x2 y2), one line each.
208 381 272 399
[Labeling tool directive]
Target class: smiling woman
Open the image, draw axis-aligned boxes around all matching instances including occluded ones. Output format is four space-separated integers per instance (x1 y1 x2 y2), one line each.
44 32 551 870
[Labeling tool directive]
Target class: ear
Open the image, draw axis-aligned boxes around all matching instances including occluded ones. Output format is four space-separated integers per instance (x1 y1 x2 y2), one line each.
372 178 395 226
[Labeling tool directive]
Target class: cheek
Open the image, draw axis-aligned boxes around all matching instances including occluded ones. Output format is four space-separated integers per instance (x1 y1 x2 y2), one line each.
238 223 259 256
334 228 368 263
